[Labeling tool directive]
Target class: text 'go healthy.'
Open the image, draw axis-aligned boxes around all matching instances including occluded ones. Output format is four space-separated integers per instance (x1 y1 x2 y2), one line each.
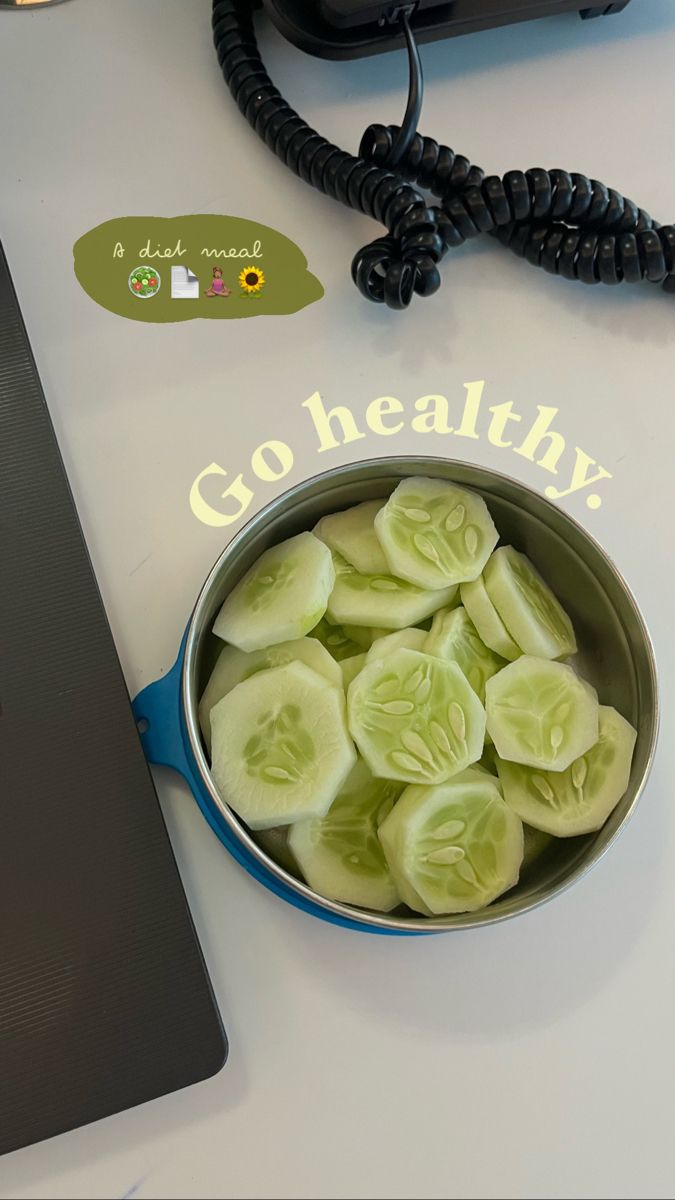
190 381 612 528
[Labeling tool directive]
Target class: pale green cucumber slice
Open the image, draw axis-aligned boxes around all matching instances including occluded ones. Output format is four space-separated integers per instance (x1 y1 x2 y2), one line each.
496 706 636 836
378 772 524 915
309 617 363 661
521 824 554 870
374 476 499 589
289 759 403 911
484 546 577 660
348 648 486 784
390 874 434 917
486 656 599 772
213 532 334 652
326 552 457 631
342 624 390 650
424 606 506 701
373 845 434 917
416 591 462 628
314 499 390 576
366 627 428 663
460 576 522 661
198 637 342 753
210 661 356 830
340 653 367 690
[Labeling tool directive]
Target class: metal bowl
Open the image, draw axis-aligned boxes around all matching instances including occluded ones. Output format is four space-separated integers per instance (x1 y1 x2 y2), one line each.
180 456 658 932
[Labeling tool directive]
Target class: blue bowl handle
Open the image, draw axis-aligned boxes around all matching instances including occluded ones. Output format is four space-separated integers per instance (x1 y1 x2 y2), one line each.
132 630 420 935
132 629 196 783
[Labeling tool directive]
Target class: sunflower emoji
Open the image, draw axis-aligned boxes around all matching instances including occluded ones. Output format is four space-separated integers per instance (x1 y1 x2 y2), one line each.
239 265 266 295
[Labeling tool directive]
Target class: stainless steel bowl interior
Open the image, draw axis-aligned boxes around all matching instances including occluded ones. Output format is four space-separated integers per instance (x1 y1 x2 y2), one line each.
183 457 658 932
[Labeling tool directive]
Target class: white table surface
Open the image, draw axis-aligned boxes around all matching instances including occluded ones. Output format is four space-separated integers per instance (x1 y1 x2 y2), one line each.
1 2 674 1197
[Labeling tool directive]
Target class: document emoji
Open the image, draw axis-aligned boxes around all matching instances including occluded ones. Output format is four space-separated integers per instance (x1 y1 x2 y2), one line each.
171 265 199 299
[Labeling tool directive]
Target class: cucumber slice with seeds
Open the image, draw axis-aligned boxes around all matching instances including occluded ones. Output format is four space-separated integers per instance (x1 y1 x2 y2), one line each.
348 648 486 784
460 576 522 661
366 627 428 663
314 499 390 576
496 706 636 836
210 661 356 830
486 656 599 772
198 637 342 753
375 477 499 590
213 532 334 652
380 765 503 917
425 606 506 701
484 547 577 660
289 759 403 911
340 653 367 690
326 552 457 631
378 772 524 914
309 617 364 661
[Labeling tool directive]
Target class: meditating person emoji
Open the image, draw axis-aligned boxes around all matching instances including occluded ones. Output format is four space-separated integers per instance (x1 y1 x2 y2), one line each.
204 267 231 297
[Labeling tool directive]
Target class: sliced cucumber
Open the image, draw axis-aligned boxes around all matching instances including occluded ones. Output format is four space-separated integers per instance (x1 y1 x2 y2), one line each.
210 661 356 830
340 652 367 690
378 772 524 914
198 637 342 753
390 875 434 917
521 824 554 870
309 617 364 661
374 477 499 590
326 552 456 631
213 532 334 652
366 627 428 663
201 477 629 918
289 759 402 911
486 656 599 772
496 706 636 836
314 499 390 576
460 576 522 661
348 648 486 785
484 547 577 660
425 606 505 701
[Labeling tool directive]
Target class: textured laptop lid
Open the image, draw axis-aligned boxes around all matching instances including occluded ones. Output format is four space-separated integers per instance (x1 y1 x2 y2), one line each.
0 244 227 1157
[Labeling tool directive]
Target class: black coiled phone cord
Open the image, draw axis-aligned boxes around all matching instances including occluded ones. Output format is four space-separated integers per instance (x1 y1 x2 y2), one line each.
212 0 675 311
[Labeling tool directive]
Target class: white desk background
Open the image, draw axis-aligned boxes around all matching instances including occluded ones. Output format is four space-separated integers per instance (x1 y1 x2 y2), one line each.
1 2 674 1197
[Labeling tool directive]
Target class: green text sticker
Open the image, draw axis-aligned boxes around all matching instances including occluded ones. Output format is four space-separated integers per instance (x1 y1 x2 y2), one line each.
73 215 323 322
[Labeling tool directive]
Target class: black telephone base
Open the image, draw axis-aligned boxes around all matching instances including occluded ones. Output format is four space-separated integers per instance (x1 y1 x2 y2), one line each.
262 0 631 60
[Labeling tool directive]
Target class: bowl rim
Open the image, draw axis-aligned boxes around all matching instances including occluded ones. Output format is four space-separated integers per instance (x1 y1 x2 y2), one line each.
181 455 660 932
